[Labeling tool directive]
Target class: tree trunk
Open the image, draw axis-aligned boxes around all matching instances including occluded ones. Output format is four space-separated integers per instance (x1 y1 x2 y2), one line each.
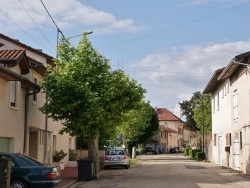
88 137 100 179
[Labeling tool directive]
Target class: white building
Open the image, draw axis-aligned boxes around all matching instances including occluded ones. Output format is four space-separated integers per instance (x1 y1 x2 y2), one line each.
203 51 250 175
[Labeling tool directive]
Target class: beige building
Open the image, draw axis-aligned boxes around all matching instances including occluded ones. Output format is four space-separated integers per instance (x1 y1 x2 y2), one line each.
156 108 194 152
0 33 76 165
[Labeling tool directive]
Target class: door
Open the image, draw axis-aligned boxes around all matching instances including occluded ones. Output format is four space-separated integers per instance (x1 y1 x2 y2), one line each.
234 139 240 171
218 136 223 166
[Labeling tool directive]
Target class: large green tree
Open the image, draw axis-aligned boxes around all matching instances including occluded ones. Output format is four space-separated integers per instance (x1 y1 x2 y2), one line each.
179 91 201 131
40 36 145 178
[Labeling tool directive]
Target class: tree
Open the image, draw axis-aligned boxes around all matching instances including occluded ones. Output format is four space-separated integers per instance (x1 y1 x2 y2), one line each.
40 36 146 178
179 91 201 131
193 94 212 134
118 101 159 151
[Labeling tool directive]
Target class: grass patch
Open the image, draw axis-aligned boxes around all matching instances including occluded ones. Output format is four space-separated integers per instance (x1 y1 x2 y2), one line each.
130 158 138 165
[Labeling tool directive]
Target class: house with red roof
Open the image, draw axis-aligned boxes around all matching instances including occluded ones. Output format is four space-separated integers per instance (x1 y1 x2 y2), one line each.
156 108 198 152
0 33 75 167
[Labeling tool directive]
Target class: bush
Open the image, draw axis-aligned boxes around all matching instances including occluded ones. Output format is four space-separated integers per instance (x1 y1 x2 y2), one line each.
184 147 191 156
53 150 67 162
69 149 77 161
139 148 145 155
196 152 205 161
189 149 201 159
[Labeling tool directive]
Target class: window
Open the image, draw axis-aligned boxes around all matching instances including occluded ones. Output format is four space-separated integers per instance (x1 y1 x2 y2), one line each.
216 93 219 111
212 98 215 113
33 78 37 102
233 90 238 121
213 134 216 146
10 81 17 108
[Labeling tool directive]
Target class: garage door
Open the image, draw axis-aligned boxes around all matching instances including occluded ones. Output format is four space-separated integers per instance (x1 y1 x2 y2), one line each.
0 137 10 152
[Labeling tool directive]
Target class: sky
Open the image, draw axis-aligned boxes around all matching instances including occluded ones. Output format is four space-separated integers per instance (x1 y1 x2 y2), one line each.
1 0 250 117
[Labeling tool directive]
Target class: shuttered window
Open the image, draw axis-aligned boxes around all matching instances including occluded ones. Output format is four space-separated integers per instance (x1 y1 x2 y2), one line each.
0 137 10 152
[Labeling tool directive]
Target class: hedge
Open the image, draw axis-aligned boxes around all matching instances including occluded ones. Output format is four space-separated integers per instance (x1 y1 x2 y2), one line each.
196 152 205 161
189 149 201 159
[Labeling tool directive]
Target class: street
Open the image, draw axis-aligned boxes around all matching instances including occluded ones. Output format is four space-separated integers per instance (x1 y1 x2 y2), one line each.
69 154 250 188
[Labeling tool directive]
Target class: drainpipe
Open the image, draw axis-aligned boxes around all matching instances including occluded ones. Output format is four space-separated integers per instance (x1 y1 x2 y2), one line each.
23 88 40 154
44 96 48 164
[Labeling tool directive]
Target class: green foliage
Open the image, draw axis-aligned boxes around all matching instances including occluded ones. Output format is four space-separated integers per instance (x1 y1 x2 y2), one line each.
40 36 146 139
179 91 201 131
193 94 212 134
130 158 138 165
53 150 67 162
118 102 159 146
184 147 191 156
196 152 205 161
189 149 201 159
69 149 77 161
139 148 145 155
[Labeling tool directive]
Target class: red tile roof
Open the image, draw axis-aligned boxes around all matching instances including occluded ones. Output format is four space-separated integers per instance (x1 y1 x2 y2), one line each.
156 108 181 121
0 49 29 75
0 49 25 61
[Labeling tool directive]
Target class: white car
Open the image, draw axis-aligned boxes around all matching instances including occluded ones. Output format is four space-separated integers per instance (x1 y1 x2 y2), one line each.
104 149 130 169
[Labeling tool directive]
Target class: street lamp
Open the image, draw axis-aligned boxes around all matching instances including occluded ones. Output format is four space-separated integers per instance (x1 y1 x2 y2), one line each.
67 31 93 39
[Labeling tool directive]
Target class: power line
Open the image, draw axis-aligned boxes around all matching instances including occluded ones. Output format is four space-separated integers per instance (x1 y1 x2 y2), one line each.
102 1 250 48
19 0 55 50
40 0 65 40
0 7 53 53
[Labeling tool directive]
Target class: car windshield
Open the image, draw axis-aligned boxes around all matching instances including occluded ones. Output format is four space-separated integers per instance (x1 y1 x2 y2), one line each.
108 150 125 155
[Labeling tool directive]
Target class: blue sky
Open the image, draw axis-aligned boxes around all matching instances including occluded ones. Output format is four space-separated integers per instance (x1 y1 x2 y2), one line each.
1 0 250 117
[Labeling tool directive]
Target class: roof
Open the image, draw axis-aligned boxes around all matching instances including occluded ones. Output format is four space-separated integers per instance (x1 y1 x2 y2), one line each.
156 108 182 122
0 33 54 63
203 50 250 94
203 67 224 94
0 49 29 75
159 125 178 133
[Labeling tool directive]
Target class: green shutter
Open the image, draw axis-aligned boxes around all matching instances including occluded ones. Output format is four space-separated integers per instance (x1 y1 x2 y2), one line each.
0 137 10 152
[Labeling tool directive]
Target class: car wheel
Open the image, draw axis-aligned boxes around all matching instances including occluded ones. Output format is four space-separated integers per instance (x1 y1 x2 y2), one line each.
10 179 27 188
104 166 109 170
125 165 129 169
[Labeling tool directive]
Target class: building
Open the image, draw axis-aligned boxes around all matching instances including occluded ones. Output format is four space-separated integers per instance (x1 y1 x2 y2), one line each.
0 33 76 165
156 108 191 152
203 51 250 175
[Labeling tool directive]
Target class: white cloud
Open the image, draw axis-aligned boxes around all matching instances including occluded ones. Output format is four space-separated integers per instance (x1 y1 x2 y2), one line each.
129 41 250 113
0 0 142 33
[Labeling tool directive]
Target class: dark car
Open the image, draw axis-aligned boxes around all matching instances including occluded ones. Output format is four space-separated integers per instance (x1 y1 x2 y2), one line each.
169 147 180 153
0 152 61 188
145 147 157 154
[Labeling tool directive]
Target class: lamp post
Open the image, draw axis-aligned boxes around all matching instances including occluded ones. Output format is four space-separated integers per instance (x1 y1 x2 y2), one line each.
201 103 205 154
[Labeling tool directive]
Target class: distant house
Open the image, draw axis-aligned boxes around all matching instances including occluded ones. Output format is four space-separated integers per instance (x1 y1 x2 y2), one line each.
203 51 250 175
0 33 76 165
156 108 192 152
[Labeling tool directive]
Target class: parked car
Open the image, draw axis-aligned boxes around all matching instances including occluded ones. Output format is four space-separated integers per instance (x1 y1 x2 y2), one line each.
104 149 130 169
0 152 61 188
145 147 157 154
169 147 180 153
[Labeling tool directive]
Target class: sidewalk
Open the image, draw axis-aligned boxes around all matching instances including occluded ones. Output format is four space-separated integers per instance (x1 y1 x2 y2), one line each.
60 167 78 188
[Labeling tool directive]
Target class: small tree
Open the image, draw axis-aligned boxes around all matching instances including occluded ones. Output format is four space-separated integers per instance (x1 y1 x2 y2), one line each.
179 91 201 131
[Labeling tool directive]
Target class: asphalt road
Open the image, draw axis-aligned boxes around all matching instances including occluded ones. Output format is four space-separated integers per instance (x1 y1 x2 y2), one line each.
69 154 250 188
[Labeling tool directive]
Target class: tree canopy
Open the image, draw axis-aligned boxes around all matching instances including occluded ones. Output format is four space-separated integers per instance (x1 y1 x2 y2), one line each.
179 91 201 131
118 101 159 146
40 36 146 178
